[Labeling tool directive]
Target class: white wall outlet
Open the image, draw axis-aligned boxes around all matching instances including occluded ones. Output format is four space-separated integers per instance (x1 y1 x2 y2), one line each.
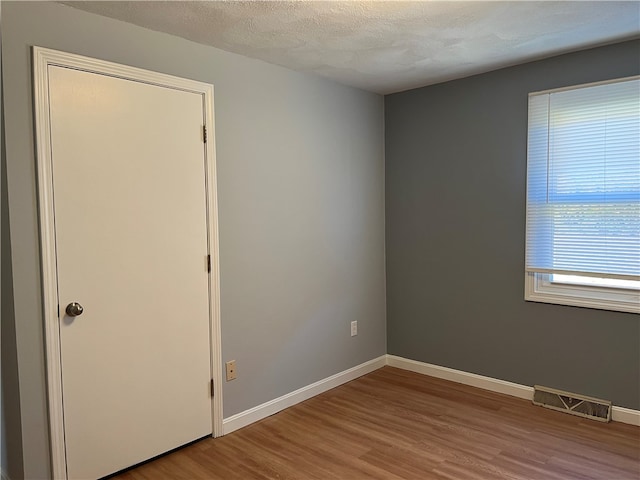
351 321 358 337
225 360 237 381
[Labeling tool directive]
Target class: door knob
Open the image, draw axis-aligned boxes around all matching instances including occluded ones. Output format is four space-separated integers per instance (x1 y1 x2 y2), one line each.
65 302 84 317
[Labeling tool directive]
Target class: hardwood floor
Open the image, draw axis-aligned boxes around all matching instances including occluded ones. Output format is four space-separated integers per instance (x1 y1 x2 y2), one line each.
113 367 640 479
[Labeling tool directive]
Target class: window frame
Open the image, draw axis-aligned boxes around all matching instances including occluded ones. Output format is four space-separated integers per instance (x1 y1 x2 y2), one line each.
524 76 640 314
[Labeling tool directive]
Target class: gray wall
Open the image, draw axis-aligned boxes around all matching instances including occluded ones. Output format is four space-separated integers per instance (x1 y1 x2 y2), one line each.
2 2 386 478
2 106 22 480
1 4 24 476
385 40 640 410
3 72 23 480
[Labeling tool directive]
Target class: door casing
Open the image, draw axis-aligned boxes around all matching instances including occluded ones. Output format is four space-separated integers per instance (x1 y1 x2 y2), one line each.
32 46 223 480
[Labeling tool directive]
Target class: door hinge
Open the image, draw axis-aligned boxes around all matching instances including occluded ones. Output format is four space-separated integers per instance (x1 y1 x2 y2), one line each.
207 254 211 273
57 304 60 317
203 125 207 143
210 379 215 397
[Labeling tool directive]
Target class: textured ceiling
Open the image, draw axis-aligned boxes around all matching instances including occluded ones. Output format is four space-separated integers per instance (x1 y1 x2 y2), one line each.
63 1 640 94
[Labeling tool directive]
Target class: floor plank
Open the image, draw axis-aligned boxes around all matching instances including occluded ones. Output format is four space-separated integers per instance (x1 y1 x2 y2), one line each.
112 366 640 479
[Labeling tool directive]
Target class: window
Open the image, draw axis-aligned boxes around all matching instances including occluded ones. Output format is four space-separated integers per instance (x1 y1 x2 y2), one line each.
525 77 640 313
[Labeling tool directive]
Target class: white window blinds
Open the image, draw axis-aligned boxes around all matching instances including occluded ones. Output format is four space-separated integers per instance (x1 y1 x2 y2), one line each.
525 77 640 280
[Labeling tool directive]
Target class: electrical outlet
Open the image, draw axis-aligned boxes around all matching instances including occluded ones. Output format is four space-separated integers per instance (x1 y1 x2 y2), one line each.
225 360 237 381
351 321 358 337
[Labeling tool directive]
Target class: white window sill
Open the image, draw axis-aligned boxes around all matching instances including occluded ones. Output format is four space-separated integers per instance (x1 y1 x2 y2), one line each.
525 272 640 314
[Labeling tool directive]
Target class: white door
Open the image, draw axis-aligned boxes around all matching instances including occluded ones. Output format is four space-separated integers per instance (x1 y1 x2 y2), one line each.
48 65 213 479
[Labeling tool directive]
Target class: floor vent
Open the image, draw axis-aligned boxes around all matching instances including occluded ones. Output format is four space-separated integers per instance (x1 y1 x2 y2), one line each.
533 385 611 422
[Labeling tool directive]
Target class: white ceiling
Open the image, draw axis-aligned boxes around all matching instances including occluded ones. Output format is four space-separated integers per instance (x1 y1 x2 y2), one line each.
63 1 640 94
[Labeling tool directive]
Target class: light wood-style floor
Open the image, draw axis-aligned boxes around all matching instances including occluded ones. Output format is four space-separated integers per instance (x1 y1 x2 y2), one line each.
113 366 640 479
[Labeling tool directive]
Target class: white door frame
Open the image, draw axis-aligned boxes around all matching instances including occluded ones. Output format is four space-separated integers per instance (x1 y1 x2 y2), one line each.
32 47 223 480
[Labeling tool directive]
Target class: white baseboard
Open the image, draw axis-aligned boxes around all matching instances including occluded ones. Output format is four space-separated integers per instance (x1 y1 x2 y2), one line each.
223 355 387 435
221 353 639 433
386 355 640 427
611 406 640 426
386 355 534 400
